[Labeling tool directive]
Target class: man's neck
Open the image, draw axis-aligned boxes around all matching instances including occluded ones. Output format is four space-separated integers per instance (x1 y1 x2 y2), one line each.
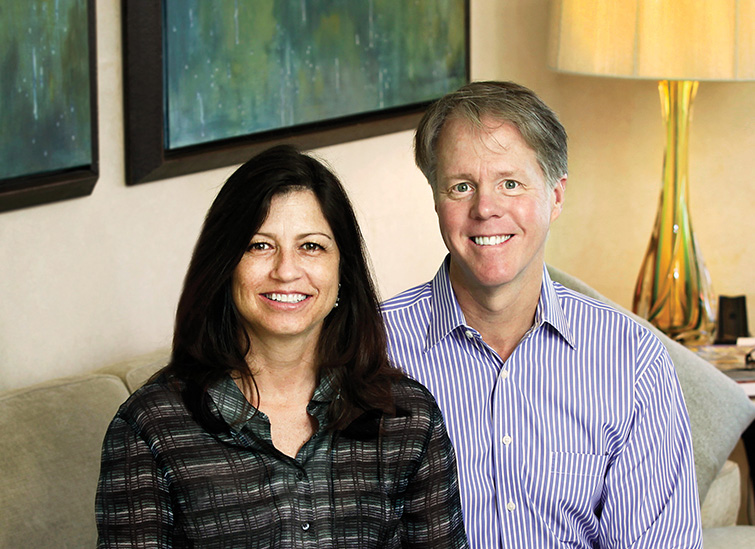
450 264 543 362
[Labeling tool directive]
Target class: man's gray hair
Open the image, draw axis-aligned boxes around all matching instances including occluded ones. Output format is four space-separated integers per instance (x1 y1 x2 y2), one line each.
414 81 568 189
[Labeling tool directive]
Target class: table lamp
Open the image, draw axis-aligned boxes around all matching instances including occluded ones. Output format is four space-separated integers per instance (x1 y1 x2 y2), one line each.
547 0 755 343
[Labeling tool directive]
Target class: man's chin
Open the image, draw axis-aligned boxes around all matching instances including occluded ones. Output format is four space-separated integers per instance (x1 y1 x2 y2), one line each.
450 255 545 294
454 265 519 293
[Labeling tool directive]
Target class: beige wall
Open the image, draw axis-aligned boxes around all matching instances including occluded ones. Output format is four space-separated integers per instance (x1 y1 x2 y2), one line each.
1 0 753 392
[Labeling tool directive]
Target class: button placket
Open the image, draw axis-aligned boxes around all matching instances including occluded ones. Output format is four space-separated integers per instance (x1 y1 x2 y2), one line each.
494 344 520 524
290 460 314 543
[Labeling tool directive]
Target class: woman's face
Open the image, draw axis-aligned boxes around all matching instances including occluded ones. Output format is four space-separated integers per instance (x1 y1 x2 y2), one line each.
232 189 340 349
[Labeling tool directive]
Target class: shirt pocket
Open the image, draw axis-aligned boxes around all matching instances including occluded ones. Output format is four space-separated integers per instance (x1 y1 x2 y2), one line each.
546 451 608 542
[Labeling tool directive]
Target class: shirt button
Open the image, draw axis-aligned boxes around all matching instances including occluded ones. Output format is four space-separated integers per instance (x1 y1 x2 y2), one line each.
502 370 509 380
502 435 512 446
295 471 304 480
506 501 516 512
465 330 474 339
301 522 311 531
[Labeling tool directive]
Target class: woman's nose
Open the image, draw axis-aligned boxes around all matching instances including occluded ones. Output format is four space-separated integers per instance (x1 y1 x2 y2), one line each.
271 249 301 281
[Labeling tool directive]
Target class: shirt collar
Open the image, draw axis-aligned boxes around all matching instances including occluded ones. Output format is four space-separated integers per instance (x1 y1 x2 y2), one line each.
427 256 469 350
537 265 576 348
208 375 256 427
207 371 336 429
426 256 576 350
311 370 337 405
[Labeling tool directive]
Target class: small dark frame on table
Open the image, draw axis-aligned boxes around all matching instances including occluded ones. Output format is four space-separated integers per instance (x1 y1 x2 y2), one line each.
122 1 470 186
0 0 99 214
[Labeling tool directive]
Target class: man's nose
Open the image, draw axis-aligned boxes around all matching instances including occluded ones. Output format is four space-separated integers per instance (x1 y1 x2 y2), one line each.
470 187 503 219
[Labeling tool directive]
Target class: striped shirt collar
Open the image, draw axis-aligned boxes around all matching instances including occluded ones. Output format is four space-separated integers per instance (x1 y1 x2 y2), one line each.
427 256 575 351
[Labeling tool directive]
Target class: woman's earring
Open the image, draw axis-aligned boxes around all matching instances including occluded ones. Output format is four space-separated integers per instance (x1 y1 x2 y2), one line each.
334 283 341 308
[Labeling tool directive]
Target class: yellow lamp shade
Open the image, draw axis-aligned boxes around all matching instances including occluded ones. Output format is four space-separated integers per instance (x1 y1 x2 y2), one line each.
548 0 755 81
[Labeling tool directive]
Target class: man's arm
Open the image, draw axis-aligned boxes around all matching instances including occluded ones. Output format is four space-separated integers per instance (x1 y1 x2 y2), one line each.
599 333 702 548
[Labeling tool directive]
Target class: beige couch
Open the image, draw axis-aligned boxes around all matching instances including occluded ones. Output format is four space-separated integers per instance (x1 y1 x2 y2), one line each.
1 267 755 547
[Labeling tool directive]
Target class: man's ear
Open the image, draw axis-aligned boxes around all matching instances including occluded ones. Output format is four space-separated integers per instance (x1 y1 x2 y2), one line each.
550 175 567 222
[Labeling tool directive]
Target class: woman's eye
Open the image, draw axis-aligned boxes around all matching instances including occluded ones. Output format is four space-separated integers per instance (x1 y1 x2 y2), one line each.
302 242 324 251
247 242 270 251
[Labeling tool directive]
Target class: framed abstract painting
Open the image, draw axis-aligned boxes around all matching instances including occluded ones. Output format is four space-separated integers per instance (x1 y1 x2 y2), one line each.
0 0 98 213
123 0 469 185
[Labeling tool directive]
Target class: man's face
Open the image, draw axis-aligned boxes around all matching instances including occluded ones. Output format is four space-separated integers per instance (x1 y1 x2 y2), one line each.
433 115 565 297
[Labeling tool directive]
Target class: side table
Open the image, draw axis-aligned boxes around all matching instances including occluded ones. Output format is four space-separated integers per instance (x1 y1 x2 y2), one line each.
689 344 755 397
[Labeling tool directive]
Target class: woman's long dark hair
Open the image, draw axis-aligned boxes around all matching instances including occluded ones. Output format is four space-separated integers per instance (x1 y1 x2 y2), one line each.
164 144 402 432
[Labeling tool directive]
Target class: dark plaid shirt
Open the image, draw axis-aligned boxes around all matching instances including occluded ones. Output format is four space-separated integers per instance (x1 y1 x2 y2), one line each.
96 372 467 548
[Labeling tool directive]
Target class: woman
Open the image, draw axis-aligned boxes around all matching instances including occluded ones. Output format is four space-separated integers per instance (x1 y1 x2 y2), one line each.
95 145 467 548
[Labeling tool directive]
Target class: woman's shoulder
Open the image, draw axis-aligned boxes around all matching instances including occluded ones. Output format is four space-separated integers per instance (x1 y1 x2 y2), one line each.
114 373 189 426
390 376 442 420
391 375 433 396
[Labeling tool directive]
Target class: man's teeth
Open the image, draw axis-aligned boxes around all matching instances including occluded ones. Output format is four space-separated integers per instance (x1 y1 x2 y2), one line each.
266 293 307 303
473 235 511 246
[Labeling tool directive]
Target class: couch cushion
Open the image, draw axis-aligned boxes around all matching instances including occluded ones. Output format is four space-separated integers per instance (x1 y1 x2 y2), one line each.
97 348 170 392
547 265 755 503
700 460 741 528
0 374 130 548
702 526 755 548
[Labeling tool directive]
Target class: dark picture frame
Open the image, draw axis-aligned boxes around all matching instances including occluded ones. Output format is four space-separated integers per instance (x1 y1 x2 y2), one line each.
0 0 99 214
122 1 469 185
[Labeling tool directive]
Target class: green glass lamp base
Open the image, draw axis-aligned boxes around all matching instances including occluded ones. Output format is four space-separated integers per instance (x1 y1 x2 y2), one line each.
632 80 716 345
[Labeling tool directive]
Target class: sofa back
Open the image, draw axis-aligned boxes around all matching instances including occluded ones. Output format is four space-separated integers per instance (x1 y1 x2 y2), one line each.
2 272 754 546
0 374 130 548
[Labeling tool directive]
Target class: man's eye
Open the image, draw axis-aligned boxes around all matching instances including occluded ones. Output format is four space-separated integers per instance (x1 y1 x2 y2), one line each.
503 180 519 190
452 182 471 193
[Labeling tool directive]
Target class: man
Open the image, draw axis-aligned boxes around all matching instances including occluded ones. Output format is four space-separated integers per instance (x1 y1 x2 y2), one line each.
381 81 702 548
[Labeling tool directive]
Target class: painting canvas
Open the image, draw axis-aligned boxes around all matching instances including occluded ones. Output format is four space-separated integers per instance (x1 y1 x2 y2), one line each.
0 0 97 213
163 1 467 149
123 0 468 184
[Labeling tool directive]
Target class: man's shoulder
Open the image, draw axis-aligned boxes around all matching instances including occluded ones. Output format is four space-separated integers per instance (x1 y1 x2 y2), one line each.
381 280 434 315
550 280 666 354
551 279 620 316
551 281 623 314
381 282 437 355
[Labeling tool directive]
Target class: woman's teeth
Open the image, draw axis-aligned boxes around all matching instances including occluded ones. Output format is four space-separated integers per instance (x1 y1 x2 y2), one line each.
266 293 307 303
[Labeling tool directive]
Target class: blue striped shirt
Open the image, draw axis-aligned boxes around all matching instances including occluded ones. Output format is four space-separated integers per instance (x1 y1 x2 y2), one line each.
381 258 702 548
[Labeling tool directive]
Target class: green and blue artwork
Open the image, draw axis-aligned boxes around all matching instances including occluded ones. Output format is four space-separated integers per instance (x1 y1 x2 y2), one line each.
164 0 467 149
0 0 92 181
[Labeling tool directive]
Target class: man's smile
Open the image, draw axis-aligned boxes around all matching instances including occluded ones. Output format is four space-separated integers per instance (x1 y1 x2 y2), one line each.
471 235 512 246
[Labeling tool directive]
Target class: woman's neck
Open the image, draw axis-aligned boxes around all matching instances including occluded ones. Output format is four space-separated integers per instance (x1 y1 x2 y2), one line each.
235 335 321 458
239 332 319 405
